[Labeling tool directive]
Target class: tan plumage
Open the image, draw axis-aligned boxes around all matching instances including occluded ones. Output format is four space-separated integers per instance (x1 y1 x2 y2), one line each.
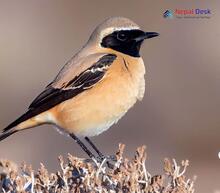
16 50 145 136
1 17 158 156
51 52 145 136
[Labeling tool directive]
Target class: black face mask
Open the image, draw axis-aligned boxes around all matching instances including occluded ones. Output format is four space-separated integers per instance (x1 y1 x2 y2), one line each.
101 29 159 57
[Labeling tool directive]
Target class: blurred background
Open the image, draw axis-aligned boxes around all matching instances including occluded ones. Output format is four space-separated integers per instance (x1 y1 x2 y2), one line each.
0 0 219 192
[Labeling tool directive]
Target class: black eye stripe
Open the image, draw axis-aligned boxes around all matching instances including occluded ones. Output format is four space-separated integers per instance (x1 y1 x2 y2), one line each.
113 30 144 39
101 29 145 57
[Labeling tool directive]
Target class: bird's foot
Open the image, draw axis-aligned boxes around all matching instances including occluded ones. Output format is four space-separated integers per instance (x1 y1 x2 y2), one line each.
93 154 117 169
96 154 117 162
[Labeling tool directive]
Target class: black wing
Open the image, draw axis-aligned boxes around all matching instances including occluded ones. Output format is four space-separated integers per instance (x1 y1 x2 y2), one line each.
4 54 117 132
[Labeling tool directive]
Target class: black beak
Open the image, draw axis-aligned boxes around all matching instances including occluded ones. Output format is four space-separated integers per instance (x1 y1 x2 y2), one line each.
135 32 159 42
144 32 159 39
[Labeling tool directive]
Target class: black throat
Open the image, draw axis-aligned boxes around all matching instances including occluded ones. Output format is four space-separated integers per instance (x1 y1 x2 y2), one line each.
101 29 145 57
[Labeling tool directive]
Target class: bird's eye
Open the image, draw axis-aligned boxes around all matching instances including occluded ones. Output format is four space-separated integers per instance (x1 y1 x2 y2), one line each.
117 32 127 41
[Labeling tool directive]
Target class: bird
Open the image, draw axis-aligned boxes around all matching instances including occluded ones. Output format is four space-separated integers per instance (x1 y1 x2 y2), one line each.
1 17 159 161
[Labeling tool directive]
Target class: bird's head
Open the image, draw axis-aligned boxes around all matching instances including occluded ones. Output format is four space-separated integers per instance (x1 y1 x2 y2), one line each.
88 17 159 57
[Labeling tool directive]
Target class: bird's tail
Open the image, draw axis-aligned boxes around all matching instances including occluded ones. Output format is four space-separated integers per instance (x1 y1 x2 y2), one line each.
0 110 49 141
0 130 18 141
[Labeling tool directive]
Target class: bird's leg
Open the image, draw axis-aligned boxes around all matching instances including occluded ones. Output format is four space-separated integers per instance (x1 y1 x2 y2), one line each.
85 137 117 169
69 133 95 159
85 137 104 159
85 137 117 162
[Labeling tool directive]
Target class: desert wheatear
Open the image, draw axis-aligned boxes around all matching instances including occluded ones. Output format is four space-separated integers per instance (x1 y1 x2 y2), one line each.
1 17 159 160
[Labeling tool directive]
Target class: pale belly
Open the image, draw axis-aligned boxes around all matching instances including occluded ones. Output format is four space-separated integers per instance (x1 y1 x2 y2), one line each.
51 56 145 137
